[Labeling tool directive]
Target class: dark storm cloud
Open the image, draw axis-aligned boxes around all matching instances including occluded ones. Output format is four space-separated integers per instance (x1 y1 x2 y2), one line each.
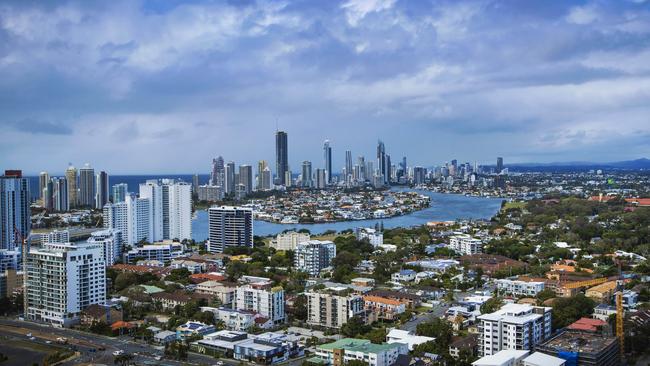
0 0 649 174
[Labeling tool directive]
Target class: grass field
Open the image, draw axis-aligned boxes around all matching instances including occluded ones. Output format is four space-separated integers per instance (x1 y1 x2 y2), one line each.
503 201 526 210
0 337 63 366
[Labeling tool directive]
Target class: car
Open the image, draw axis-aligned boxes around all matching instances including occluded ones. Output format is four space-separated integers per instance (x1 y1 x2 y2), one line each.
216 361 224 366
29 337 36 341
112 350 124 356
45 340 52 344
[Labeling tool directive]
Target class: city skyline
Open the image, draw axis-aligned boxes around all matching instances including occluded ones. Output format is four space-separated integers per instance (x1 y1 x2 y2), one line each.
2 0 650 173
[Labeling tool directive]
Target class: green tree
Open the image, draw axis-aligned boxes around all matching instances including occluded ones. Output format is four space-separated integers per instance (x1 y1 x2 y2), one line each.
480 297 503 314
551 294 596 330
341 316 370 337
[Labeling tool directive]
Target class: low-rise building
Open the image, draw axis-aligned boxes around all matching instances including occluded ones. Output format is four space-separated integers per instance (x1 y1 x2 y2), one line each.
364 296 406 321
192 331 303 363
176 321 216 340
391 269 416 283
386 329 435 351
272 231 310 251
200 306 272 331
170 259 206 273
154 330 178 344
496 279 545 297
585 281 617 302
123 242 184 265
235 278 285 325
593 304 617 321
196 281 237 307
314 338 408 366
536 330 619 366
80 304 123 325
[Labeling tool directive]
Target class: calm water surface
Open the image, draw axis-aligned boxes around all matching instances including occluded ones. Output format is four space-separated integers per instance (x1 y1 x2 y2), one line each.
192 188 503 239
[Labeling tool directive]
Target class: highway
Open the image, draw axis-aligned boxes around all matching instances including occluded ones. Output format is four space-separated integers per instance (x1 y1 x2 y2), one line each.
0 318 234 365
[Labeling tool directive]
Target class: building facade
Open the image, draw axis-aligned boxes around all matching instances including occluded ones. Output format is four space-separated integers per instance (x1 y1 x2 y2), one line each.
294 240 336 277
306 291 366 329
25 242 106 327
208 206 253 253
87 229 123 266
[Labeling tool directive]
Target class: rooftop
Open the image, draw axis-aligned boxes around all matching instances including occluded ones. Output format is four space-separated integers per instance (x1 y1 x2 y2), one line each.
539 330 618 355
319 338 405 353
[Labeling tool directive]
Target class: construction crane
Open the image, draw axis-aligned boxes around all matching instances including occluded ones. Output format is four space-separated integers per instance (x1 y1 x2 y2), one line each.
615 261 624 362
13 225 28 319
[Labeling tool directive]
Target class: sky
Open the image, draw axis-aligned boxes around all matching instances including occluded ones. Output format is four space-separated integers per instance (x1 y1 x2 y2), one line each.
1 0 650 175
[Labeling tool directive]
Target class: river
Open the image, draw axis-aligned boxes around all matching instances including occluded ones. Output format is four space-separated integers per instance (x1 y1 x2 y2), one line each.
191 189 503 240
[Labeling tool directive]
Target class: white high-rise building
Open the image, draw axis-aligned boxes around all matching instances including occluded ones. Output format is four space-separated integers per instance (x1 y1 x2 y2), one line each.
103 194 152 245
355 228 383 247
234 278 285 324
477 303 552 357
42 230 70 244
449 233 483 255
87 229 123 266
208 206 253 253
139 179 192 241
294 240 336 277
25 242 106 327
271 231 310 251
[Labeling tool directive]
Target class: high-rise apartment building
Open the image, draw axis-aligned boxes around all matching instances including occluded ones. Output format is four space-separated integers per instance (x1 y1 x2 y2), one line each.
87 229 123 266
275 131 288 185
235 277 285 324
261 167 272 191
139 179 192 241
477 303 552 356
497 157 504 173
294 240 336 277
52 177 69 212
65 164 78 209
38 171 49 201
323 140 332 183
225 161 236 195
111 183 127 203
103 194 152 245
306 290 365 329
345 150 353 183
211 156 225 188
239 165 253 195
95 171 109 209
208 206 253 253
315 168 326 189
1 170 30 256
78 163 95 207
257 160 271 190
25 242 106 327
301 161 312 188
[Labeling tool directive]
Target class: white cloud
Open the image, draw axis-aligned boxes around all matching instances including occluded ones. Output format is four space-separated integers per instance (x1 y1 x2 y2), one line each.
566 5 599 25
341 0 397 26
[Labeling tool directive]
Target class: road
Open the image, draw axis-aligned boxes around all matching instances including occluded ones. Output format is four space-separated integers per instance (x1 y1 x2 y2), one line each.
399 303 450 333
0 318 236 366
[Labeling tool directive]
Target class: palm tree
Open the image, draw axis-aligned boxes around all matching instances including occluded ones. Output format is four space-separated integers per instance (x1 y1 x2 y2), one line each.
113 353 134 366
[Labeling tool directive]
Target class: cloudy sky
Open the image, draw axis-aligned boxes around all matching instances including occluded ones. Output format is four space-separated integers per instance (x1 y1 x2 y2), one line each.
1 0 650 174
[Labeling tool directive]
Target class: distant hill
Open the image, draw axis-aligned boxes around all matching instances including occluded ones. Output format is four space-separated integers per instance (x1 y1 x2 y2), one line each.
506 158 650 172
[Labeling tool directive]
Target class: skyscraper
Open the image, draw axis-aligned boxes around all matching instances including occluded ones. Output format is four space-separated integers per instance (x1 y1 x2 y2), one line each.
323 140 332 184
345 150 353 183
38 171 49 201
257 160 269 190
103 194 152 245
376 140 387 184
52 177 69 212
315 169 326 189
78 163 95 207
112 183 127 203
261 167 272 190
139 179 192 242
275 131 288 185
211 156 225 188
225 161 236 194
0 170 30 253
95 171 109 209
65 164 78 209
496 157 504 173
239 165 253 194
302 161 313 188
208 206 253 253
